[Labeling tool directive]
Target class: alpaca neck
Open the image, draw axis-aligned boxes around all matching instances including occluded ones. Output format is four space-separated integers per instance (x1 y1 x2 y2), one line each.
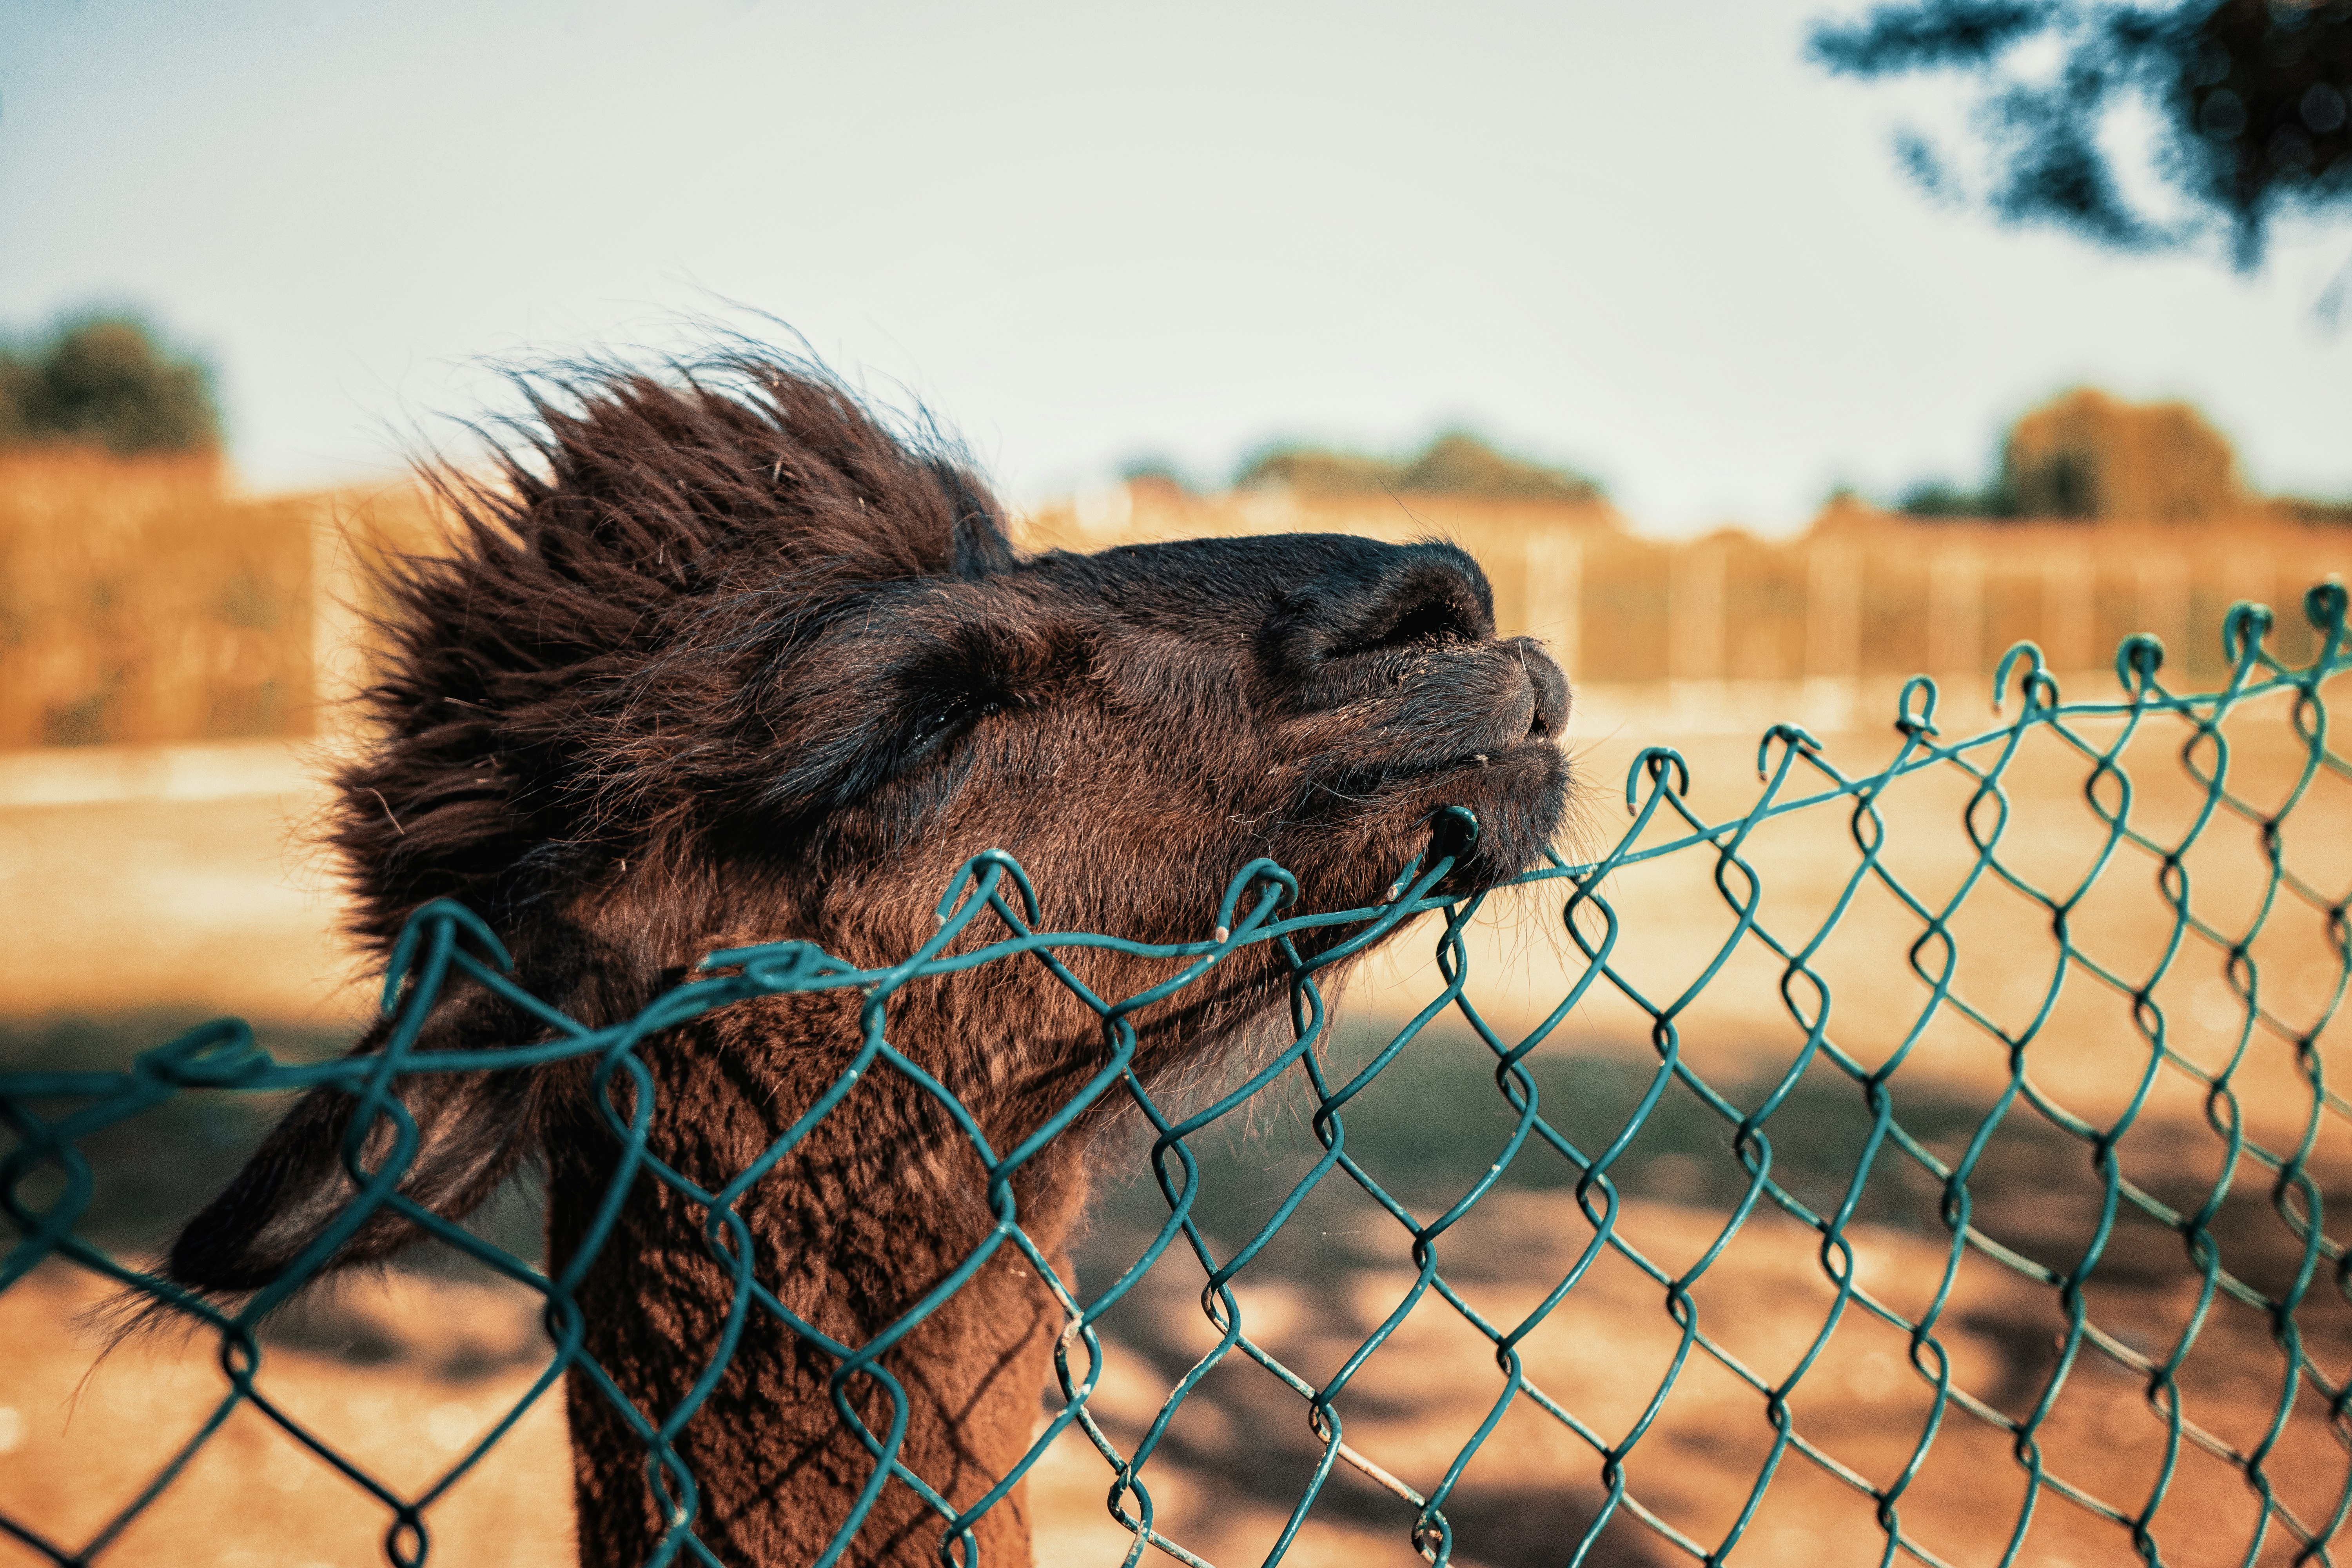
548 999 1091 1568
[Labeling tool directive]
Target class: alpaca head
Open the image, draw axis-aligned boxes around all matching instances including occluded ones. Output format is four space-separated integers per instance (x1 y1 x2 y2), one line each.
166 351 1568 1292
339 370 1566 948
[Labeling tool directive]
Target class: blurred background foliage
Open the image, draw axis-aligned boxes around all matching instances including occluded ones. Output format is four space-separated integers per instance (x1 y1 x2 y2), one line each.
0 314 219 457
1226 430 1602 502
1810 0 2352 270
1892 384 2290 520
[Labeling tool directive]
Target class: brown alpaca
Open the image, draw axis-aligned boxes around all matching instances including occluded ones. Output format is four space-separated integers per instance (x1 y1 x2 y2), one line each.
163 352 1569 1566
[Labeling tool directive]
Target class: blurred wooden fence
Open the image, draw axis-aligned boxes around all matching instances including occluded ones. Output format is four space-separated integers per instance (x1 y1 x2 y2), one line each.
0 456 438 751
0 455 315 749
3 459 2345 750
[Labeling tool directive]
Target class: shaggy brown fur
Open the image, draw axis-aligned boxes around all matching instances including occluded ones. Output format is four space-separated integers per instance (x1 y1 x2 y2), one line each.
163 352 1570 1566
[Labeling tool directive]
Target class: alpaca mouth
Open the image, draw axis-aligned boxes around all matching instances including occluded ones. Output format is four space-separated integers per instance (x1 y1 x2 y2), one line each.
1388 728 1563 793
1345 732 1566 878
1437 735 1557 776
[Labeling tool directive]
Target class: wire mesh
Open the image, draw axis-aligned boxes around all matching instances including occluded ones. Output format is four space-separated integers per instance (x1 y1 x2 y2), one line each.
5 585 2351 1568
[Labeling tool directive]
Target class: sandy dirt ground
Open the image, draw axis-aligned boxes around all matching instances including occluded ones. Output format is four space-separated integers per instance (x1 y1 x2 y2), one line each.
4 1183 2341 1568
5 685 2348 1566
0 740 369 1027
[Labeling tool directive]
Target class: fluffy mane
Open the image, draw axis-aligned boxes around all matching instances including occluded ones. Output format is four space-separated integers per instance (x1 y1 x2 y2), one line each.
335 357 1015 955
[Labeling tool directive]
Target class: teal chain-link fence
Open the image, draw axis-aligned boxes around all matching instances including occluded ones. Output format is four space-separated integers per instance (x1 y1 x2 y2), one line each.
6 586 2352 1568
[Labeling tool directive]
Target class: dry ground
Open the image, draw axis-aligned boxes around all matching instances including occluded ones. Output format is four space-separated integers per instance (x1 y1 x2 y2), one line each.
4 1181 2338 1568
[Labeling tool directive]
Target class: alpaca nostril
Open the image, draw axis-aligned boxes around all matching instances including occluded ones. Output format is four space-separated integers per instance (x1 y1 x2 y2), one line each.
1516 641 1570 740
1527 688 1561 739
1527 684 1567 740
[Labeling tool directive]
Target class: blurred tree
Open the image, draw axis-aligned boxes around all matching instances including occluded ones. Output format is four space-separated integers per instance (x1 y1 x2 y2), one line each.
1234 442 1403 494
1117 454 1193 490
0 316 220 455
2004 386 2239 516
1809 0 2352 268
1897 385 2241 518
1397 430 1602 501
1236 430 1600 499
0 355 34 447
1896 477 2010 515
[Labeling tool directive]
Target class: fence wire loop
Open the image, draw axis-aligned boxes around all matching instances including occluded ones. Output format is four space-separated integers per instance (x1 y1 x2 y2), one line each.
1625 745 1691 815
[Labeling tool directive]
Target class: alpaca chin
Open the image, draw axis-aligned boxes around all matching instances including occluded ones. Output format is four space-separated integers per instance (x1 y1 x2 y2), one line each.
160 347 1573 1567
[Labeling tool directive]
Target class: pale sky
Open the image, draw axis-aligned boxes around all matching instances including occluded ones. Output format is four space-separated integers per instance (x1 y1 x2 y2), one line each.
3 0 2345 536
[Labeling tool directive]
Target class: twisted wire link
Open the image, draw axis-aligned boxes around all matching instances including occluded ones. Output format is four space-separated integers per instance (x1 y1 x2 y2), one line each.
5 588 2351 1567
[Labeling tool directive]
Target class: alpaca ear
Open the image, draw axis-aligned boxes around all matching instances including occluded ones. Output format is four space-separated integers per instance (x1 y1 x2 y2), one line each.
167 1007 544 1295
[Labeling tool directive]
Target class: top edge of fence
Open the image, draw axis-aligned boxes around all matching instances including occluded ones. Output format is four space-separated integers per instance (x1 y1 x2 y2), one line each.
5 614 2347 1109
1546 609 2349 872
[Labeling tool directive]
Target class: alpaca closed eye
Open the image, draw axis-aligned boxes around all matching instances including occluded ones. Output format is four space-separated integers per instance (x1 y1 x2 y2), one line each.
1382 600 1477 648
1334 594 1482 659
909 695 1004 754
